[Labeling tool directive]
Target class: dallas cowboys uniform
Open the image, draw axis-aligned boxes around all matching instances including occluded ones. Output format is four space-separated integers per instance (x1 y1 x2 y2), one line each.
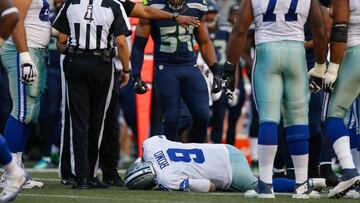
142 136 257 192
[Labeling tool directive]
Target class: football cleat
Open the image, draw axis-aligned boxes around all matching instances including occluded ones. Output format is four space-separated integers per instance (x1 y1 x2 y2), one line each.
328 169 360 199
244 179 275 199
344 187 360 199
0 168 27 202
293 180 321 199
22 178 44 189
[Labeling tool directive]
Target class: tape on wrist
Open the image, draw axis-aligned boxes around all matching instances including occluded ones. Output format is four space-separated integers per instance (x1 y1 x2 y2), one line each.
328 62 339 74
314 62 326 73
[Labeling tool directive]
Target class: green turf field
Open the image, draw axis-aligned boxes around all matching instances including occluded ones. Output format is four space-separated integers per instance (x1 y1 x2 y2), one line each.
12 171 358 203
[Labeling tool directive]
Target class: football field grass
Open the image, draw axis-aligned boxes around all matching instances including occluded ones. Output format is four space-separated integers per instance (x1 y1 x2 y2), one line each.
12 171 358 203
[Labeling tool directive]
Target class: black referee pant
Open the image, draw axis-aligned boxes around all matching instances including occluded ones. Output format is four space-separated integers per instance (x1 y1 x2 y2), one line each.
63 53 113 179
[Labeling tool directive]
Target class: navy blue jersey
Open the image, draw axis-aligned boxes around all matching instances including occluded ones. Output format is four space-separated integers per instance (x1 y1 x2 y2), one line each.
146 0 207 65
304 23 315 70
210 25 230 66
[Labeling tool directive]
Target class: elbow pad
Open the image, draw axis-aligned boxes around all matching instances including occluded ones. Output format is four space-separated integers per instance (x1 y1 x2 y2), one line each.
330 23 348 43
131 36 148 77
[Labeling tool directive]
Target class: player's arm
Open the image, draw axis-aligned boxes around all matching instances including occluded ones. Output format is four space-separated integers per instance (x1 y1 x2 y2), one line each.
225 0 253 92
56 32 69 54
323 0 349 92
9 0 30 52
130 3 199 28
195 18 223 94
186 179 216 192
131 19 151 94
0 0 19 43
307 0 329 92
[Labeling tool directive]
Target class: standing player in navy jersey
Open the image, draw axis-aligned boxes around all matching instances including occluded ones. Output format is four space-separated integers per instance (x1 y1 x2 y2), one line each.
131 0 220 142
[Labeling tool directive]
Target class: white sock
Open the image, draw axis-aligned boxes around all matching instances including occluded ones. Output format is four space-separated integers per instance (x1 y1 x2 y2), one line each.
4 158 22 176
351 148 359 170
333 136 355 169
11 153 17 168
291 154 309 184
17 152 22 167
250 138 258 161
258 145 277 184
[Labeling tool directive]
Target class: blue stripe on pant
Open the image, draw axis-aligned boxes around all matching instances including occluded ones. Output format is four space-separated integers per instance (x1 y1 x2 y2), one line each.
154 64 209 142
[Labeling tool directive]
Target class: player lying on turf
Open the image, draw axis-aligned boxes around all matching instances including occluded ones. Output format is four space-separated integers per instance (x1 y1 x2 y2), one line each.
124 136 325 194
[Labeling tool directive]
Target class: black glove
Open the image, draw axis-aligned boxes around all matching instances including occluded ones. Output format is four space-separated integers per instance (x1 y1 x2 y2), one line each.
209 63 222 94
223 62 236 92
309 76 322 93
133 75 149 94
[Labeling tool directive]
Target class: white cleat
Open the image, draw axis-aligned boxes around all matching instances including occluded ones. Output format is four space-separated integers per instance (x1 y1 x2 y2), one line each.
344 188 360 199
244 179 275 199
309 178 326 191
0 168 27 202
22 179 44 189
328 169 360 199
292 180 321 199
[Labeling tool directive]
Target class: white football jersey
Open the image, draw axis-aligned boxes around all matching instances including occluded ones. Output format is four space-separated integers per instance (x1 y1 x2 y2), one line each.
8 0 51 48
348 0 360 47
142 136 233 191
251 0 311 45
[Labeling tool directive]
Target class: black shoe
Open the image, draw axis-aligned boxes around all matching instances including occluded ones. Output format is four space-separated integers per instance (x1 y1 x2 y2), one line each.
61 176 77 185
103 175 125 187
320 164 339 187
88 176 109 189
72 178 90 189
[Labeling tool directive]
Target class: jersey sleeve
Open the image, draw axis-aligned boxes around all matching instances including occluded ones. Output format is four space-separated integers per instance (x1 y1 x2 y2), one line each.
119 0 136 16
110 2 132 37
52 0 72 35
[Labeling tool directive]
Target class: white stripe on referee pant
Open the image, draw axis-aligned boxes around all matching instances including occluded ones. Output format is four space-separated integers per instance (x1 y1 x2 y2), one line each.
321 92 330 122
58 54 67 178
67 86 76 176
93 66 115 178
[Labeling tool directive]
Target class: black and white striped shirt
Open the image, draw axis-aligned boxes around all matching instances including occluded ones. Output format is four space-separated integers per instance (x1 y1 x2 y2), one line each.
53 0 132 50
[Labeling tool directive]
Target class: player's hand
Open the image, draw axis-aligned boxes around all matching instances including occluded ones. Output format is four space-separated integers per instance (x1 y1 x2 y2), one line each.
322 63 339 93
212 75 222 93
19 52 37 85
120 71 130 88
227 88 239 107
133 75 149 94
222 61 236 92
175 15 200 28
308 63 326 93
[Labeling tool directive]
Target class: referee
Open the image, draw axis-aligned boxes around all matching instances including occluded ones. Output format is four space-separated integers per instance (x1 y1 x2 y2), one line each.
53 0 131 189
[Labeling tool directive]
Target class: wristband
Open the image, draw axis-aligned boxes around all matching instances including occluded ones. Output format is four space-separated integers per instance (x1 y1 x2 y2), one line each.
19 52 32 63
314 62 326 72
1 7 18 18
123 69 131 73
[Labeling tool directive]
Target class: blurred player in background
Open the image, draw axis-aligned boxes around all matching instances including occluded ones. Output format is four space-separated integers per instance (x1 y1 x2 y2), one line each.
226 0 328 198
310 0 360 198
131 0 221 143
0 0 51 189
0 0 27 201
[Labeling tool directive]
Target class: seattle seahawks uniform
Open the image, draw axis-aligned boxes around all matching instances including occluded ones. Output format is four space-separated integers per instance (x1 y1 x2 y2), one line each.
141 0 210 142
142 136 257 192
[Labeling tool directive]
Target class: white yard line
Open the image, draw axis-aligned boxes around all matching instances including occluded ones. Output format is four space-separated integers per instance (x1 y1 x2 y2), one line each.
26 169 126 174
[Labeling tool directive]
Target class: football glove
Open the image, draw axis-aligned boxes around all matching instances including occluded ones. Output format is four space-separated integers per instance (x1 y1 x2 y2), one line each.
19 52 37 85
133 75 149 94
322 63 339 93
223 61 236 92
308 62 326 93
227 88 240 107
208 63 222 94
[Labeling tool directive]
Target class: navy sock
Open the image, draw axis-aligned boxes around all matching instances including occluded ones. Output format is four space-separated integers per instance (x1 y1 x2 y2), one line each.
0 135 12 165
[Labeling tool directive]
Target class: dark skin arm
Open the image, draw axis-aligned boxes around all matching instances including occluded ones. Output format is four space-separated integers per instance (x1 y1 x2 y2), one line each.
195 17 217 67
130 4 200 28
0 0 19 40
56 32 69 54
308 0 328 64
330 0 349 64
10 0 31 52
226 0 253 64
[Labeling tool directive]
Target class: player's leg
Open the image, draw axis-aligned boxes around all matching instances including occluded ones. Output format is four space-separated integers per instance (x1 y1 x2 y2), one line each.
210 94 226 143
325 46 360 198
226 144 257 192
0 135 26 202
177 101 192 137
282 42 318 198
155 64 181 141
249 96 259 167
1 45 45 188
181 66 209 143
250 43 283 198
